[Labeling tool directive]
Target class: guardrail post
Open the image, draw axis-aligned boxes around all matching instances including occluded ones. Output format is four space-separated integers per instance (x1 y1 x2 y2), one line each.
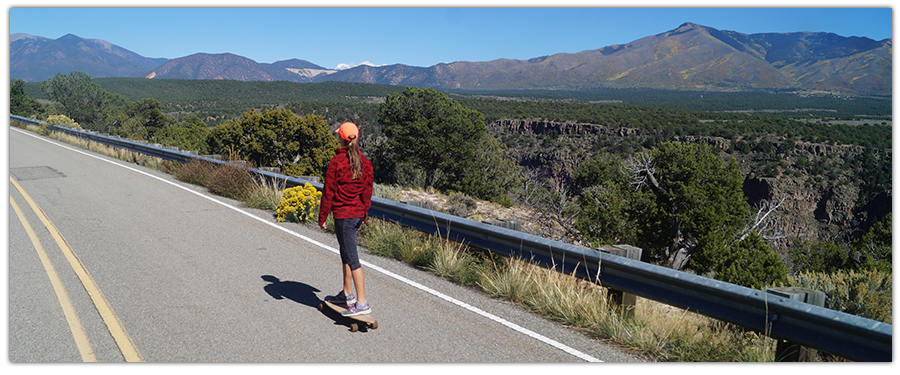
599 245 643 318
766 287 827 361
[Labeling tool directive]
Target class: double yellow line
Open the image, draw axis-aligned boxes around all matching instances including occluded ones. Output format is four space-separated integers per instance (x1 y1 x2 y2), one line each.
9 176 143 362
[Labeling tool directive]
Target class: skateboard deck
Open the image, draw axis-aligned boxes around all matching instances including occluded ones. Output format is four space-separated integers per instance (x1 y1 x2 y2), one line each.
319 300 378 332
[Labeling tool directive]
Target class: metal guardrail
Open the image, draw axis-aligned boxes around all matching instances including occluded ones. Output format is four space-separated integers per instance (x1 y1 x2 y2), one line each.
10 115 892 362
368 198 892 362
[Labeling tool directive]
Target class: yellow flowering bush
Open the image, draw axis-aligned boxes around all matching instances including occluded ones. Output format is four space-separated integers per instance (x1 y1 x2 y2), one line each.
276 183 322 223
46 114 82 129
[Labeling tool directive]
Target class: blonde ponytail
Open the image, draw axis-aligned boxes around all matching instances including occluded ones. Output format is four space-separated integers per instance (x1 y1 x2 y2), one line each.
347 135 362 179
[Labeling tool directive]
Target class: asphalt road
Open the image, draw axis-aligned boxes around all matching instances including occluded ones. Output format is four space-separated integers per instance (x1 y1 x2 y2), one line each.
7 126 646 363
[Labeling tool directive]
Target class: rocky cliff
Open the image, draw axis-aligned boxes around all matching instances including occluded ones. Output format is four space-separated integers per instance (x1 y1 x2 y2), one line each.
489 118 891 250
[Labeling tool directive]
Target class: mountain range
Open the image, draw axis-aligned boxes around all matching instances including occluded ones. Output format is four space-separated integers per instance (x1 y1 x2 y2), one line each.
10 23 892 96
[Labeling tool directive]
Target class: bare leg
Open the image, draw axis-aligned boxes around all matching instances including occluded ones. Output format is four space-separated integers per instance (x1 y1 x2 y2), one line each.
342 264 353 296
351 267 366 304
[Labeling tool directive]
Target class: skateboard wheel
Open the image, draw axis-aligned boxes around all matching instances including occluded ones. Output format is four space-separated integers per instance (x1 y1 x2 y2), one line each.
350 323 358 332
318 303 325 312
371 321 378 329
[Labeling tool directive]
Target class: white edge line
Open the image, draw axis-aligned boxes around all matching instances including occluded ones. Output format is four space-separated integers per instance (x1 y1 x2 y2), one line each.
13 127 603 363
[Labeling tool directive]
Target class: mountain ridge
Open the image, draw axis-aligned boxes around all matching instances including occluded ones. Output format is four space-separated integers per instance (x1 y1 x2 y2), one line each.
10 32 166 81
144 53 328 81
9 23 892 96
313 22 889 95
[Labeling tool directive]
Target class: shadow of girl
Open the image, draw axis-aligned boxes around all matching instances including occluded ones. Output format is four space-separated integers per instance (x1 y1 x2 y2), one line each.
261 275 321 308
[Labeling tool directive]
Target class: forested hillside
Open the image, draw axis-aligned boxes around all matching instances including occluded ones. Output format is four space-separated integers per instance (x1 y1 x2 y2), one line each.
22 79 891 128
456 97 891 148
449 88 892 119
22 78 403 127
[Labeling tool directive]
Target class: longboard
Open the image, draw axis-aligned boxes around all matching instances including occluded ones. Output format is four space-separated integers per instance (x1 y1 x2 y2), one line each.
319 300 378 332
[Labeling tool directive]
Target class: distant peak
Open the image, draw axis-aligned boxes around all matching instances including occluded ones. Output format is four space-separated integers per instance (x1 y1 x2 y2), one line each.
658 22 711 37
10 33 39 42
675 22 705 32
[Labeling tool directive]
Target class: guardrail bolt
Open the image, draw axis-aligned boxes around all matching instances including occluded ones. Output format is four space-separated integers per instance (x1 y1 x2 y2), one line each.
766 287 827 362
599 245 643 319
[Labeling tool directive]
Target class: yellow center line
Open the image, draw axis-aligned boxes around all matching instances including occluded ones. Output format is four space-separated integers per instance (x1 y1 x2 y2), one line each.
10 177 144 362
10 195 98 362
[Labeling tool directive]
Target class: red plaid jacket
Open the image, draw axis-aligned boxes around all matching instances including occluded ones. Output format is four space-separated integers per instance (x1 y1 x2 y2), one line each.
318 147 374 226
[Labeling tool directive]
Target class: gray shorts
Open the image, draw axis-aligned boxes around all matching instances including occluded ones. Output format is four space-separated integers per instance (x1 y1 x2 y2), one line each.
334 217 364 271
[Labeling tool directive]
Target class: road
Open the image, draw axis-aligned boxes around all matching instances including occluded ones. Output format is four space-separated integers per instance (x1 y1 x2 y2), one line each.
7 126 646 363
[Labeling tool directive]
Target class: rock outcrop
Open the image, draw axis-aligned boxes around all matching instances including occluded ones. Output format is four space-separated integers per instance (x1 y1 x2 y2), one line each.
489 118 891 250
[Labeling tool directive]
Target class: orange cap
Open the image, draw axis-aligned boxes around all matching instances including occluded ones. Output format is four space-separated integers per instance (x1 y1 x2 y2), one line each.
336 122 359 142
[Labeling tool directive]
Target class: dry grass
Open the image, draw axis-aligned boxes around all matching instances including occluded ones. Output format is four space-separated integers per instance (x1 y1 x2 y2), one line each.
479 256 777 361
206 162 255 201
428 239 469 278
46 129 169 171
171 159 216 186
359 216 776 361
360 219 433 267
245 175 285 211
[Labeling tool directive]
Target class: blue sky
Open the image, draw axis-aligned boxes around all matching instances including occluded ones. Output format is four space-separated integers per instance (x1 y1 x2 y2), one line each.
6 2 896 70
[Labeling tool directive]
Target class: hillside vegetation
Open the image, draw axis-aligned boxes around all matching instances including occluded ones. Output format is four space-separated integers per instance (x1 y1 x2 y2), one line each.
22 78 890 129
14 73 891 284
23 78 402 127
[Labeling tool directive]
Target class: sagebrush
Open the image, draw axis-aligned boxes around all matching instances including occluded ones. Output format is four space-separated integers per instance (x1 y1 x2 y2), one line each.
783 269 892 324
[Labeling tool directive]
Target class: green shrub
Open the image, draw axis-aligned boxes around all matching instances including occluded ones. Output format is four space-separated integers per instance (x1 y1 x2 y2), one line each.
852 213 892 273
446 192 477 217
789 213 891 274
783 269 892 324
275 183 322 223
788 240 849 274
209 109 338 178
490 194 514 208
691 232 788 289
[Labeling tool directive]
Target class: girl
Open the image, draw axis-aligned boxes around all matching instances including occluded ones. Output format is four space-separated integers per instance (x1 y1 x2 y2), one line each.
318 122 374 316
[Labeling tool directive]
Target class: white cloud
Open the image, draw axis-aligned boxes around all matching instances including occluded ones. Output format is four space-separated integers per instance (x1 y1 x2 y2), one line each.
335 61 382 70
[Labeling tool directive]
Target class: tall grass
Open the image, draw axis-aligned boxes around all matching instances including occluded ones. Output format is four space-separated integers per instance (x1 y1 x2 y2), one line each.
44 128 171 171
360 219 435 269
170 159 215 186
206 162 255 201
246 175 285 211
428 238 481 285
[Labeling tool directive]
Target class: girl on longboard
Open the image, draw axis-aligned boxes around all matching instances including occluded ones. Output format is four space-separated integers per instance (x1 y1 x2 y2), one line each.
318 122 374 317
